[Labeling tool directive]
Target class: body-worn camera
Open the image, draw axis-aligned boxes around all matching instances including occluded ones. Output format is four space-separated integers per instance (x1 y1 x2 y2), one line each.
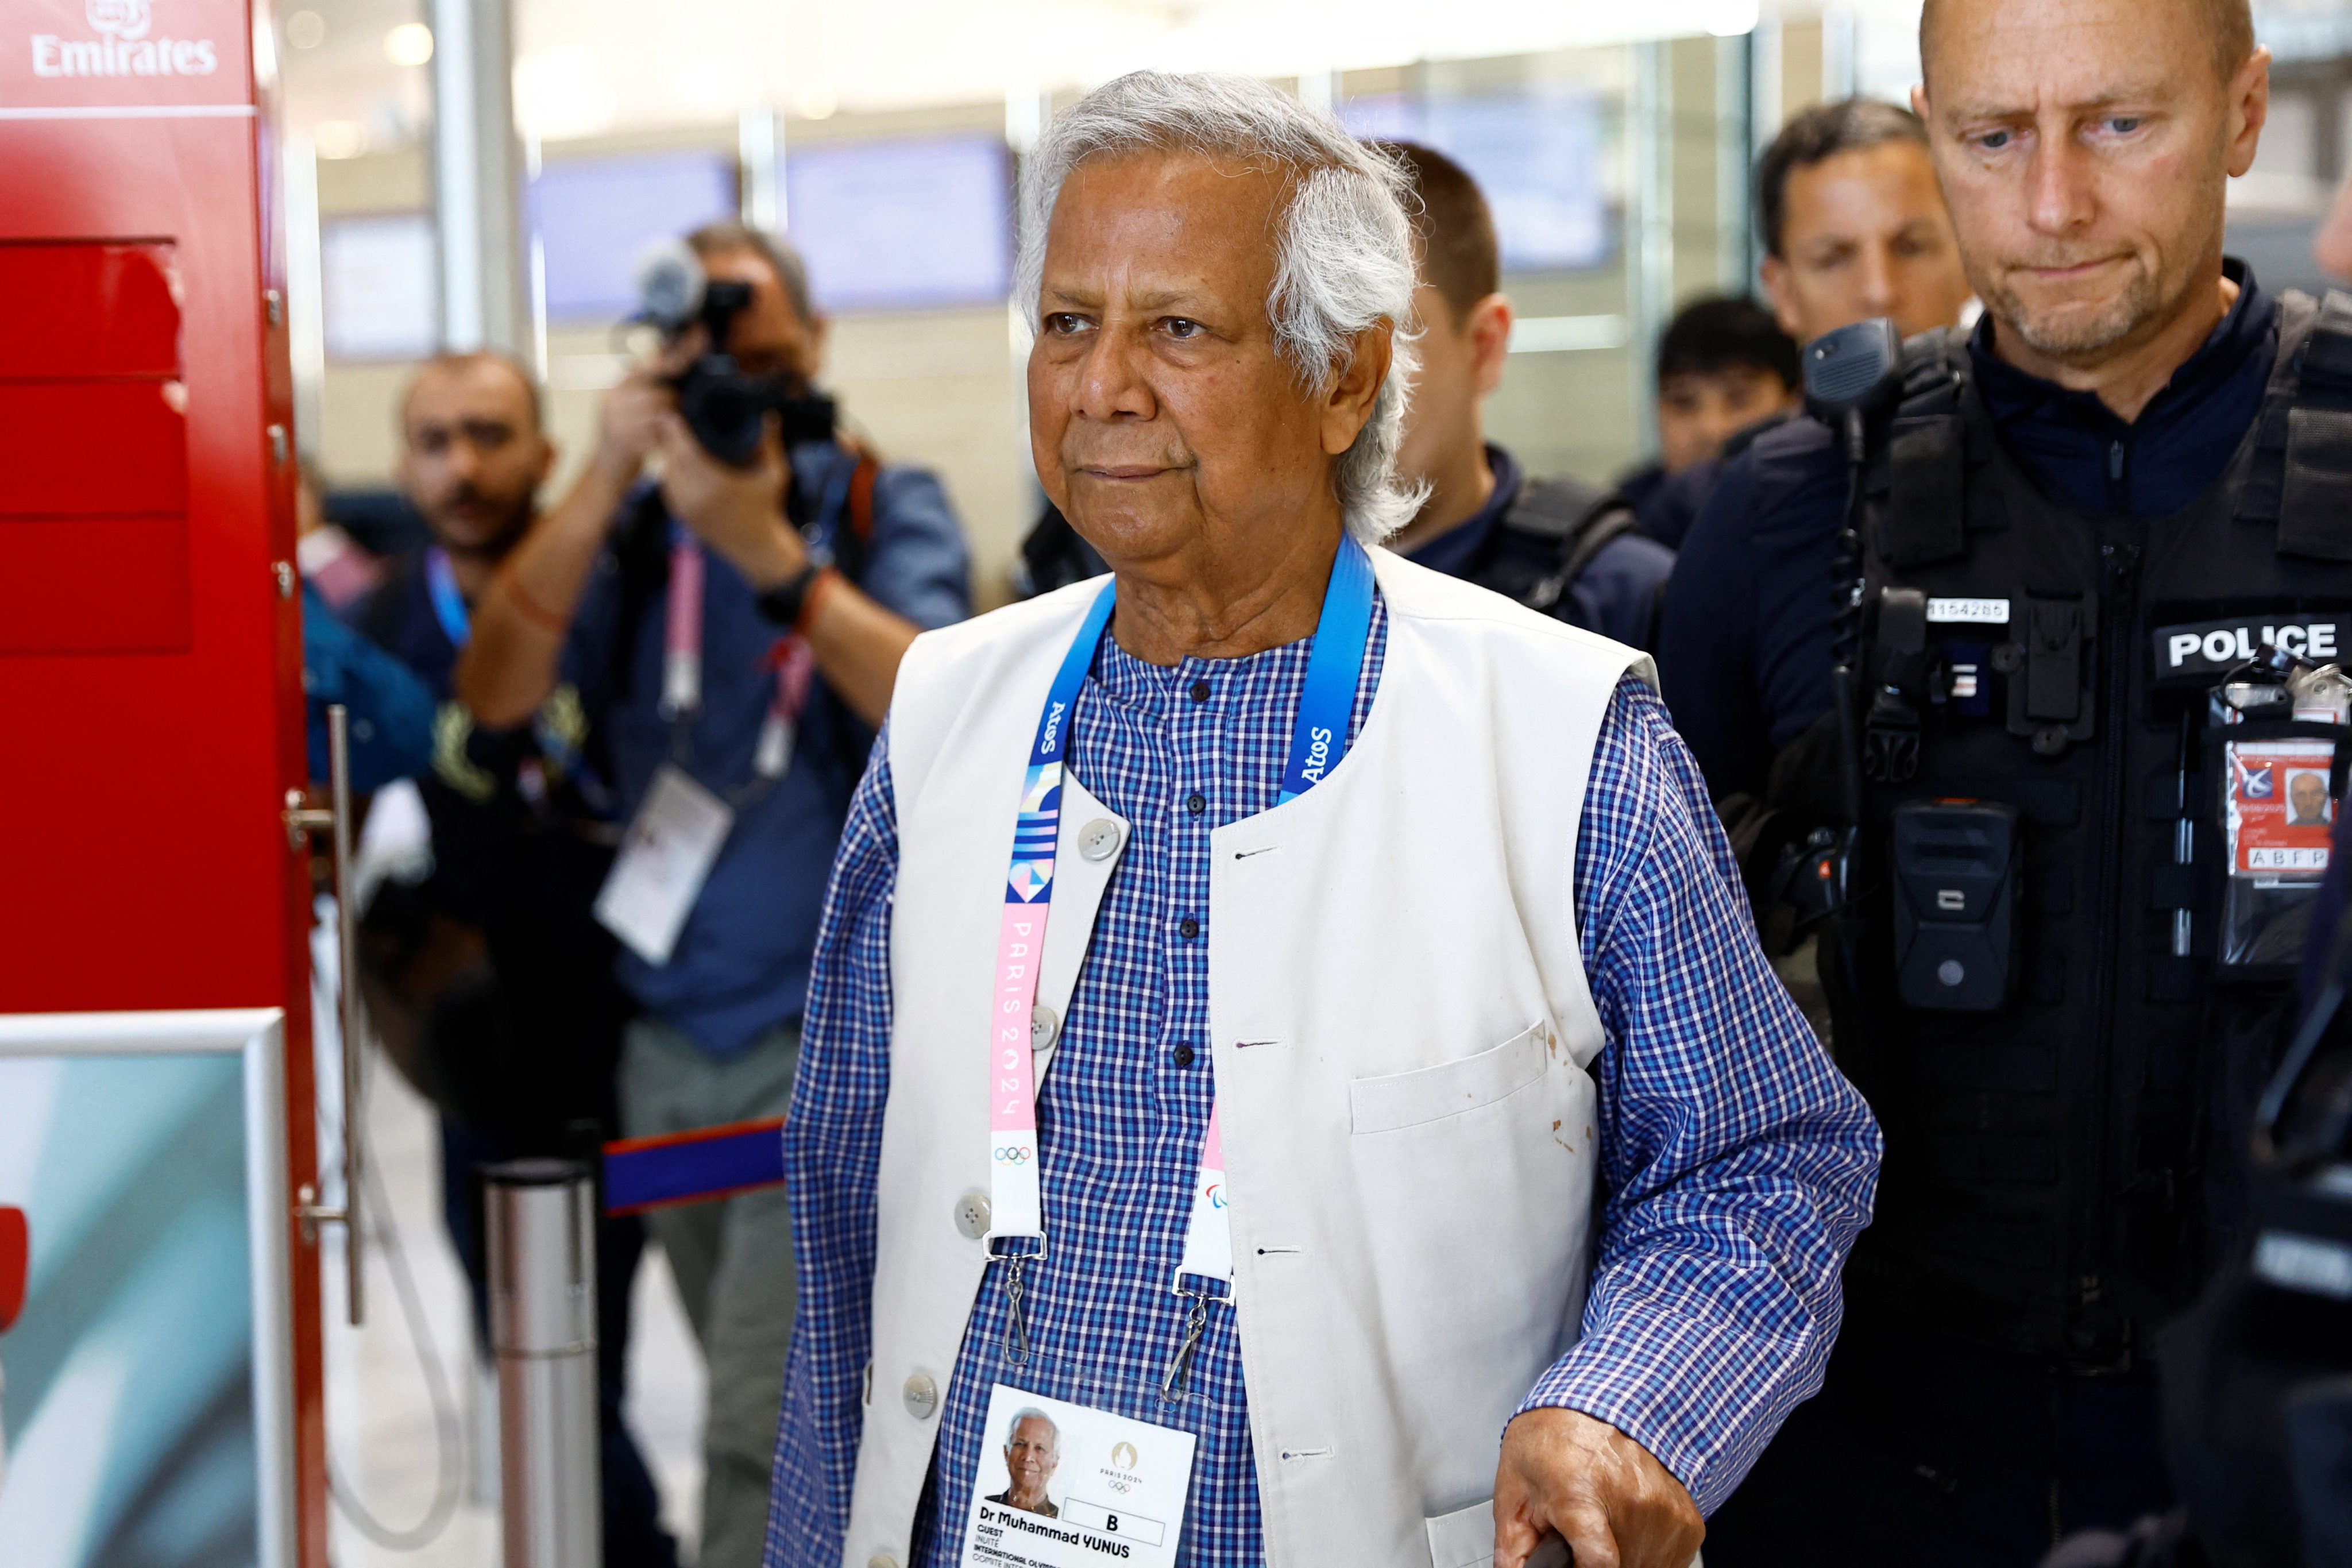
634 243 835 466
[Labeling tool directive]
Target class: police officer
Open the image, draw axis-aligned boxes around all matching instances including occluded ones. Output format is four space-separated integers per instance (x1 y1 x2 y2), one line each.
1660 0 2346 1561
1378 140 1675 645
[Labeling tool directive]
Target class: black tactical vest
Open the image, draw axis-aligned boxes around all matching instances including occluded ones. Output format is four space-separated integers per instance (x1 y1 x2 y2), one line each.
1475 474 1646 624
1810 290 2352 1367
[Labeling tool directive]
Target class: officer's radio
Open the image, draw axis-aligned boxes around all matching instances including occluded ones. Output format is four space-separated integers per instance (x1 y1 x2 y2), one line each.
1888 800 2023 1011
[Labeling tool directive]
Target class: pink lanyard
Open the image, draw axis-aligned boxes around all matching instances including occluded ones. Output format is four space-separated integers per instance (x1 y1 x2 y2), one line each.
662 535 812 782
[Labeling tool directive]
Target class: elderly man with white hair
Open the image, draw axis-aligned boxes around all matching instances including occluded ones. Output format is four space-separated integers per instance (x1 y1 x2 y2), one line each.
763 72 1879 1568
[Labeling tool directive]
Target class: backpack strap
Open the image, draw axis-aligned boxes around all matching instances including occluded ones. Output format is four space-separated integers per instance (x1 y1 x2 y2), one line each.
1500 476 1642 615
828 451 882 585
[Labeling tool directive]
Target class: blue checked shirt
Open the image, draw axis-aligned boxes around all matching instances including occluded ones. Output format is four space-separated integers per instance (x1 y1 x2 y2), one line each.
766 594 1881 1566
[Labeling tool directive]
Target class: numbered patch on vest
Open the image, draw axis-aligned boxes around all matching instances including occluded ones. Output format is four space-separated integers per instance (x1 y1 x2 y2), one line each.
2151 615 2351 684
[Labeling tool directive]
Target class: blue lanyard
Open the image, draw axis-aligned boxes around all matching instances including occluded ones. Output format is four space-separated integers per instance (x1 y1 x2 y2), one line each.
424 548 470 649
1276 536 1375 802
1032 533 1375 796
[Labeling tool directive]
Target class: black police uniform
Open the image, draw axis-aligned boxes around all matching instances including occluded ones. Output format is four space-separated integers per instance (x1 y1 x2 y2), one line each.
1698 273 2352 1566
1014 444 1675 648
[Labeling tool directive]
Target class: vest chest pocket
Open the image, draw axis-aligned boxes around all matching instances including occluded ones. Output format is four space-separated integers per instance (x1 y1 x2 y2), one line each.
1350 1021 1551 1135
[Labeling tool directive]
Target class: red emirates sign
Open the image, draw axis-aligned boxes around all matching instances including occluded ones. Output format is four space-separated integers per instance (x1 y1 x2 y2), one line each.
0 0 250 109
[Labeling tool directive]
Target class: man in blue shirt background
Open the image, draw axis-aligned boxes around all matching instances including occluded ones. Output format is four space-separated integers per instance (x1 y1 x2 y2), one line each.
357 349 679 1566
1376 141 1677 649
458 222 972 1568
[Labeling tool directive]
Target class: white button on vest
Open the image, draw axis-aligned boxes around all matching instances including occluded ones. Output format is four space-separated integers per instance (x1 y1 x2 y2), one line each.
954 1190 991 1240
1077 817 1123 862
868 1554 900 1568
903 1372 939 1420
1030 1003 1061 1051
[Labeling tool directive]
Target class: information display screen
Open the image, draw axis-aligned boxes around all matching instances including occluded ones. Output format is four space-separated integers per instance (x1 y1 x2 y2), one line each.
783 133 1013 313
0 1051 261 1566
530 150 740 323
320 213 437 361
1343 90 1612 273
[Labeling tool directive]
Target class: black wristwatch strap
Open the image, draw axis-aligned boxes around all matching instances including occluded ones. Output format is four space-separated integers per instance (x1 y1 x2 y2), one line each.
756 563 824 628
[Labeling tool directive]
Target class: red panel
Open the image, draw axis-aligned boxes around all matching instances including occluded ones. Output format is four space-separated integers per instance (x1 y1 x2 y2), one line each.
0 3 328 1555
0 515 190 651
0 241 182 376
0 382 188 512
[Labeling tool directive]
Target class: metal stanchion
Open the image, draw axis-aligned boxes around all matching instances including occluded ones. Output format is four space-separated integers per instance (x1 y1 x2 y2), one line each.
484 1158 601 1568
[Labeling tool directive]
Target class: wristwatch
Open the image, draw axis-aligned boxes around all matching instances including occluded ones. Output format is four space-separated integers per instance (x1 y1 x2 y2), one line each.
756 563 824 628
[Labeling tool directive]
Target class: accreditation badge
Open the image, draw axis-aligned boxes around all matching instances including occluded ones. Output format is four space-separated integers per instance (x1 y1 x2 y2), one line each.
959 1386 1196 1568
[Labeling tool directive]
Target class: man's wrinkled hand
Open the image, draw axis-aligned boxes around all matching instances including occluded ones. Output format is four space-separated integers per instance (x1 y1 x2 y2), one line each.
654 410 808 591
1493 1407 1703 1568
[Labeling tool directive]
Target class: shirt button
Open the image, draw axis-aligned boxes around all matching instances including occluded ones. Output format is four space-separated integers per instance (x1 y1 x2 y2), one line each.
1077 818 1124 862
1188 679 1210 703
1179 917 1200 939
1172 1044 1196 1067
1185 793 1206 816
902 1372 939 1420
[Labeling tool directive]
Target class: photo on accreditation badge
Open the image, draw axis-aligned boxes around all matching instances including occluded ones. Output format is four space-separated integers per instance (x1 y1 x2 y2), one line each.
2228 742 2338 876
960 1385 1198 1568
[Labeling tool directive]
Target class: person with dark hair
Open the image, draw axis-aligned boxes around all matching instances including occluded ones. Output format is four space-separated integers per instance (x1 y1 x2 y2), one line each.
351 348 678 1566
457 223 971 1568
1620 295 1800 547
1660 0 2320 1560
1758 98 1975 346
1376 140 1676 648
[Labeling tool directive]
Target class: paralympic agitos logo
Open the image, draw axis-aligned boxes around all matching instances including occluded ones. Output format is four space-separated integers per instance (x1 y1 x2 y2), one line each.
32 0 221 78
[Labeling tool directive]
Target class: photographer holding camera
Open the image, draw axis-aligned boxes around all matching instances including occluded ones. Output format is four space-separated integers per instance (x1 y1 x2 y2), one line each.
457 220 971 1568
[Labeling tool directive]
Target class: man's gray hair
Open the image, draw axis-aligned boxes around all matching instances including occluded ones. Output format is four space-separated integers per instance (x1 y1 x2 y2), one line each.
1006 1407 1059 1447
1016 70 1424 544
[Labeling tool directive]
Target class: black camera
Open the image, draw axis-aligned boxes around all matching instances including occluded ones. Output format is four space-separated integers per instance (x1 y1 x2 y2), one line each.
634 243 836 467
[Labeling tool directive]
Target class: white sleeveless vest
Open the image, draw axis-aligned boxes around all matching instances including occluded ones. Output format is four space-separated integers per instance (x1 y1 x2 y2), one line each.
848 549 1647 1568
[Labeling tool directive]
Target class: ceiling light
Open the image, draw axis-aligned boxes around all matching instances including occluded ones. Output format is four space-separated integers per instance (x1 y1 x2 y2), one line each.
314 120 368 159
793 86 837 121
384 23 434 67
284 9 324 48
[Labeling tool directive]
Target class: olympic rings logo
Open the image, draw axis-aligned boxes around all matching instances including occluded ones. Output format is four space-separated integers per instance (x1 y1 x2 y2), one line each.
994 1146 1034 1165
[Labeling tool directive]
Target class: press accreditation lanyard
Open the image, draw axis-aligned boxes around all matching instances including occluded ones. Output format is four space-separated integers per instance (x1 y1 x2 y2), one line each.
659 531 812 783
986 536 1377 1295
425 547 470 648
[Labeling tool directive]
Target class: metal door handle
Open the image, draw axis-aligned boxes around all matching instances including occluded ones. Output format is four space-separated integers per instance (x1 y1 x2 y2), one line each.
283 702 365 1326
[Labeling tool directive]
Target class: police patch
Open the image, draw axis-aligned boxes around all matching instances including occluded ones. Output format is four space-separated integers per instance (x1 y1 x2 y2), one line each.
2151 615 2351 684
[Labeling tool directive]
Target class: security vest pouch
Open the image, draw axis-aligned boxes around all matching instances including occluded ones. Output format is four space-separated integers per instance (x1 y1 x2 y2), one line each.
1890 800 2022 1011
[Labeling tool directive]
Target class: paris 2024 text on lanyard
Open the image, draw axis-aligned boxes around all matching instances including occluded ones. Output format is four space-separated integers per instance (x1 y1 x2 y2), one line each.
957 538 1373 1568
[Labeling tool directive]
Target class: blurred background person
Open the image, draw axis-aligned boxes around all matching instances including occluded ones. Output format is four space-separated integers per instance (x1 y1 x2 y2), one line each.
1636 100 1975 555
1380 140 1676 648
1758 98 1976 346
353 349 678 1567
1620 295 1801 545
457 221 971 1568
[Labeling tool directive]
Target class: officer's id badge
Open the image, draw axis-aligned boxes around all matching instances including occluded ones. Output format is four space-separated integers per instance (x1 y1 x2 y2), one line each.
960 1386 1197 1567
2153 615 2352 685
2226 740 2335 879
